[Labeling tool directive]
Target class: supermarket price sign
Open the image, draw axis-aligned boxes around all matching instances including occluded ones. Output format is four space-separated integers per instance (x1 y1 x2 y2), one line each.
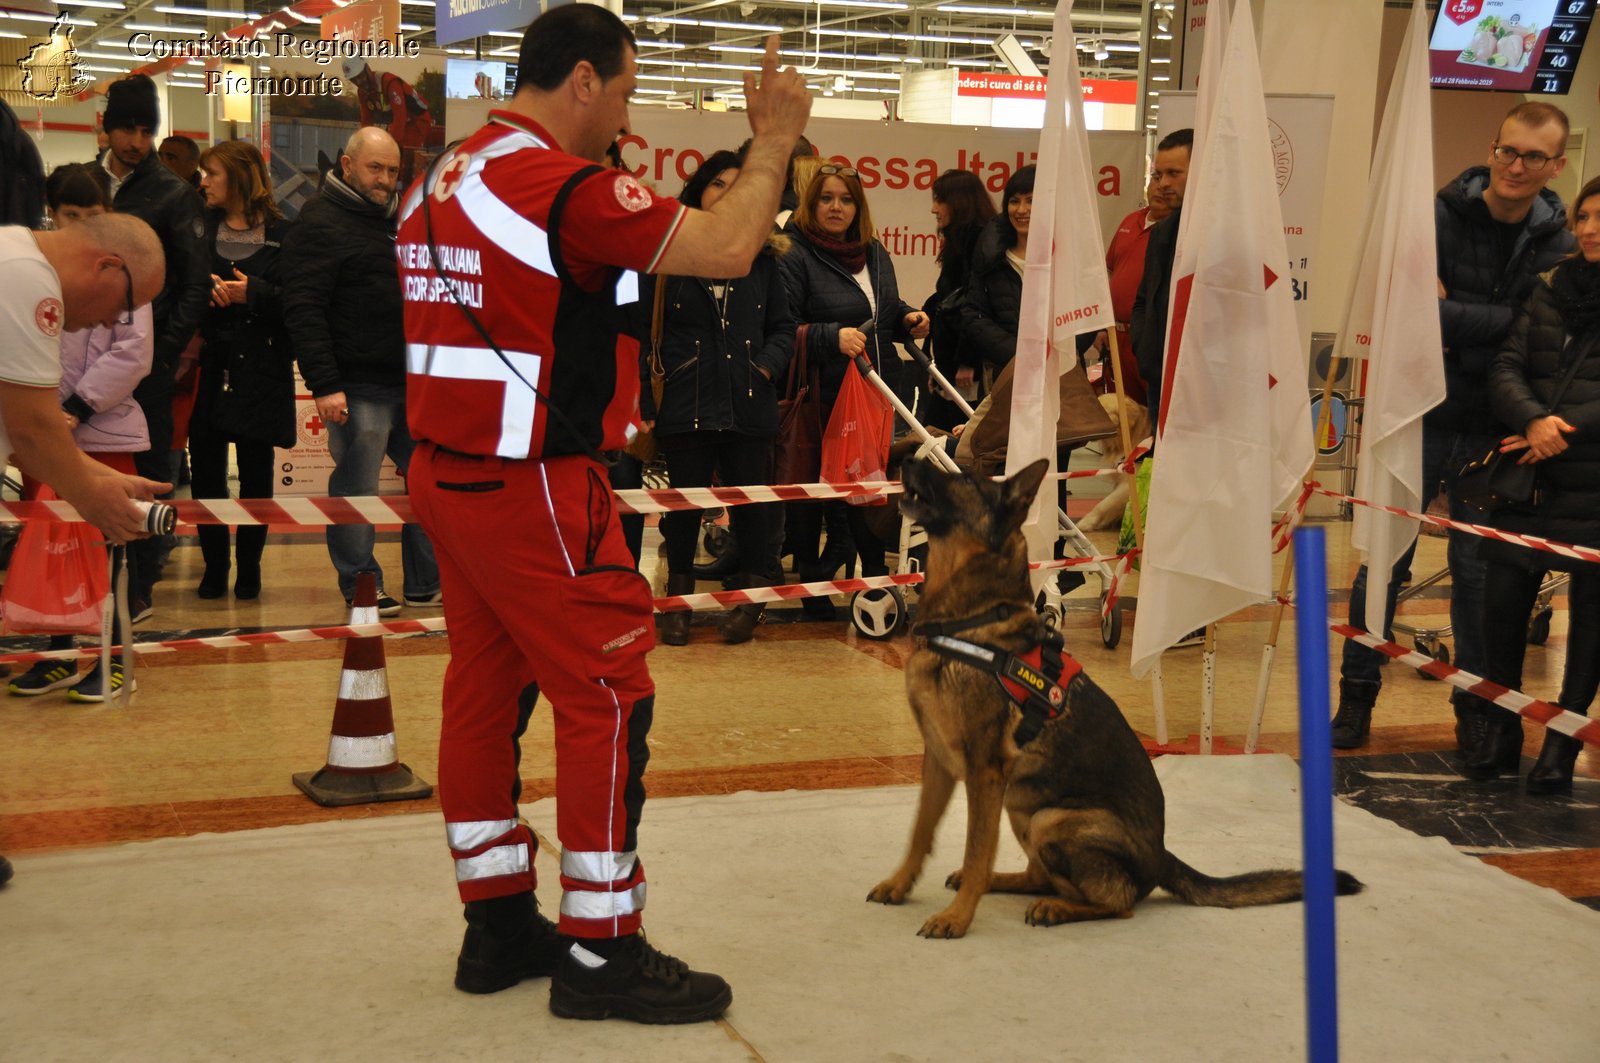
1429 0 1594 93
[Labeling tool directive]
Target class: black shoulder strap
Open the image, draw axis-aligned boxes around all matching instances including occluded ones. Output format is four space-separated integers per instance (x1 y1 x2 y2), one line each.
1549 327 1600 411
546 164 604 289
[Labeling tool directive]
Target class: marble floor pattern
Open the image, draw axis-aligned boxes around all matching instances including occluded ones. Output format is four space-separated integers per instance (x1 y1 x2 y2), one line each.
3 464 1598 913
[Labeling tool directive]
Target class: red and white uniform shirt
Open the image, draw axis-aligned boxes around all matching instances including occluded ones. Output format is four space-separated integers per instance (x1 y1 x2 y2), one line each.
396 112 686 459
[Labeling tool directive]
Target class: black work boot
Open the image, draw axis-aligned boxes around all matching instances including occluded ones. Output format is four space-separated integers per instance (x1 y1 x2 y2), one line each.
1330 678 1379 750
455 892 566 994
1526 730 1584 794
658 574 695 646
549 933 732 1024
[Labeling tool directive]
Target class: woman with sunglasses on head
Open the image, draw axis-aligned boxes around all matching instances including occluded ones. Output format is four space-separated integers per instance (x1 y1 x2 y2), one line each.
640 149 796 646
190 140 296 601
923 169 996 429
7 164 151 702
779 162 930 613
1470 173 1600 791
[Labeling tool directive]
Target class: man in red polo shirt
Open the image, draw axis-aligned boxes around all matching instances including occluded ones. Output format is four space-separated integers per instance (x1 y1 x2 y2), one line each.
1100 169 1179 404
397 4 810 1024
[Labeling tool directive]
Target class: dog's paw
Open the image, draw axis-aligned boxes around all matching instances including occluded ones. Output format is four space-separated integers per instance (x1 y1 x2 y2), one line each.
917 908 972 939
944 869 964 891
1024 898 1073 927
867 879 912 905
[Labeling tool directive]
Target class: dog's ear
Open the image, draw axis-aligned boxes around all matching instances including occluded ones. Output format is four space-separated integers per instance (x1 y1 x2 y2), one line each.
1000 458 1050 528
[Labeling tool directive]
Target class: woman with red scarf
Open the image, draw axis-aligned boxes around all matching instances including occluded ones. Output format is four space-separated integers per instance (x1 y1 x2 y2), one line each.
779 163 929 615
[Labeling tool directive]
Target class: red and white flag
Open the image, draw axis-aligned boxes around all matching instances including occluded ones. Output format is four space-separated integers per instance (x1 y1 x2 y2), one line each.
1340 0 1445 636
1008 0 1115 580
1131 0 1313 678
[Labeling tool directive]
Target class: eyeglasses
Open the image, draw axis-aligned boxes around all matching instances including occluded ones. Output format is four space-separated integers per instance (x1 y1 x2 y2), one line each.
117 261 134 327
818 164 858 179
1491 144 1562 172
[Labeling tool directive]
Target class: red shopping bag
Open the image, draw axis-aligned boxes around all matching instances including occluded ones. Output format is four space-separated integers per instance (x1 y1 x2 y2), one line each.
1 488 109 635
820 361 893 505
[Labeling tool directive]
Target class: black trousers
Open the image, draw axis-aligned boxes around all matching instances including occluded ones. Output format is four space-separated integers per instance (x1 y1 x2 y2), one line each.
1483 560 1600 714
658 430 772 579
188 418 275 575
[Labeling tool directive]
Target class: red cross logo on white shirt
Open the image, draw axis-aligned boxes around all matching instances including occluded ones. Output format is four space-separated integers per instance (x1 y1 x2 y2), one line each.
35 297 63 337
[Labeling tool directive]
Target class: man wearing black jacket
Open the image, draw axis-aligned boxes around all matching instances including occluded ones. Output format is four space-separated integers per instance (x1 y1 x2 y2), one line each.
280 126 438 616
1129 127 1192 425
1330 102 1576 765
99 75 209 613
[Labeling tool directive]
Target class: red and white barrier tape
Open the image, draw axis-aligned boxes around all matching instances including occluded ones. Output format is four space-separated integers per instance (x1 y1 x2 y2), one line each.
0 553 1136 664
0 465 1148 527
0 617 448 666
1332 623 1600 748
1309 482 1600 568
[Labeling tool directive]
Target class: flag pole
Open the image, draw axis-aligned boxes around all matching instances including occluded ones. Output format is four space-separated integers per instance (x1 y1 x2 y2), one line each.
1104 328 1166 746
1246 359 1343 752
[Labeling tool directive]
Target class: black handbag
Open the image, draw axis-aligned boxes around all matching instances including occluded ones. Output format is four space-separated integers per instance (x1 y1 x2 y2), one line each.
1456 331 1598 513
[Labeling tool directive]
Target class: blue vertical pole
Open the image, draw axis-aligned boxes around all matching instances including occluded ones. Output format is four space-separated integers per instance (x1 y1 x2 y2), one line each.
1294 527 1338 1063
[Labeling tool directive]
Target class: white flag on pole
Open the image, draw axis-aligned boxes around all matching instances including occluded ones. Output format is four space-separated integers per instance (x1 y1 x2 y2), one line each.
1341 0 1445 637
1130 0 1314 678
1008 0 1115 581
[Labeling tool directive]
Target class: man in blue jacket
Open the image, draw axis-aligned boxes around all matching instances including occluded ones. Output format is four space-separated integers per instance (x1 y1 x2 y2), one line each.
1331 102 1576 763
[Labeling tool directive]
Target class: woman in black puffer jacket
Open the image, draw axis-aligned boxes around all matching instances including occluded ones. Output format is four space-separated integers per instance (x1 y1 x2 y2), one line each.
779 163 928 611
923 169 995 429
191 140 296 601
1472 174 1600 792
959 165 1033 384
641 150 795 645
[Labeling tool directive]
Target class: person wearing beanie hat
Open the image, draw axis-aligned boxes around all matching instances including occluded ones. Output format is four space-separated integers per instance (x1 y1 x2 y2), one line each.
98 73 212 618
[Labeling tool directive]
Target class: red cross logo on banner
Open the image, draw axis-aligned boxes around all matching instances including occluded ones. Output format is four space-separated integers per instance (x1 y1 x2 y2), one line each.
305 412 325 438
433 151 472 203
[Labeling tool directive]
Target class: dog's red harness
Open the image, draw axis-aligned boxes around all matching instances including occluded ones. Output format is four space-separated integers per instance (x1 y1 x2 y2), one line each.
915 607 1082 745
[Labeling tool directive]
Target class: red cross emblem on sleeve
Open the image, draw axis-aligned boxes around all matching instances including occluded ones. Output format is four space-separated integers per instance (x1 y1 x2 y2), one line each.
614 174 652 212
35 297 63 337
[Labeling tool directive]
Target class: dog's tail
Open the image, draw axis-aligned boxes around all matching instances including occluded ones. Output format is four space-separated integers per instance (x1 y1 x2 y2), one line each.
1158 851 1364 908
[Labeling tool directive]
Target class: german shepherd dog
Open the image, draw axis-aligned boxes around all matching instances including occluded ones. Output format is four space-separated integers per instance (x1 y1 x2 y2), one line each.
870 457 1362 938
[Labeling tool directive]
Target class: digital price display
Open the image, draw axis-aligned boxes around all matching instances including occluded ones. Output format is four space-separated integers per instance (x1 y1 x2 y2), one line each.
1429 0 1595 94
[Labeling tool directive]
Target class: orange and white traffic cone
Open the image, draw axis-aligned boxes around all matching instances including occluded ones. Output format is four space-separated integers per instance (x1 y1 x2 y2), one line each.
292 571 433 807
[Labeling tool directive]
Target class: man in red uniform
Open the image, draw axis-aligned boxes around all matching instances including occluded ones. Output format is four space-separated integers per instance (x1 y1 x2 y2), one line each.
397 5 809 1024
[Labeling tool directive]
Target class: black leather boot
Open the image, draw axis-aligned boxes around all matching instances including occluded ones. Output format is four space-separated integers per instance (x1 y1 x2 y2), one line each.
691 547 739 581
659 574 695 646
1459 698 1524 781
197 525 230 599
1526 730 1583 795
719 575 766 644
1453 690 1490 758
1330 678 1379 750
455 891 566 994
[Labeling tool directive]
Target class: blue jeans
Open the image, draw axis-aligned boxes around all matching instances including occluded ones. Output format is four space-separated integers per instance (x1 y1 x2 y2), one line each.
1341 428 1495 687
325 384 439 601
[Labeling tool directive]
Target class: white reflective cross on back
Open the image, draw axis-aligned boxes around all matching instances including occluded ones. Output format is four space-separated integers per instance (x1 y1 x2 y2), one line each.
406 343 542 459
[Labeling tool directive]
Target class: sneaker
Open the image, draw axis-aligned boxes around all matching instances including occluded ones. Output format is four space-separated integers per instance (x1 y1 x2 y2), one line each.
403 590 444 609
7 660 82 697
345 592 403 618
455 894 567 994
549 933 732 1025
0 853 12 887
66 662 135 703
129 598 153 625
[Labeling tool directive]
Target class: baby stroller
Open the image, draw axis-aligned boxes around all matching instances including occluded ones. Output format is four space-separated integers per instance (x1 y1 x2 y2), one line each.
843 344 1122 647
